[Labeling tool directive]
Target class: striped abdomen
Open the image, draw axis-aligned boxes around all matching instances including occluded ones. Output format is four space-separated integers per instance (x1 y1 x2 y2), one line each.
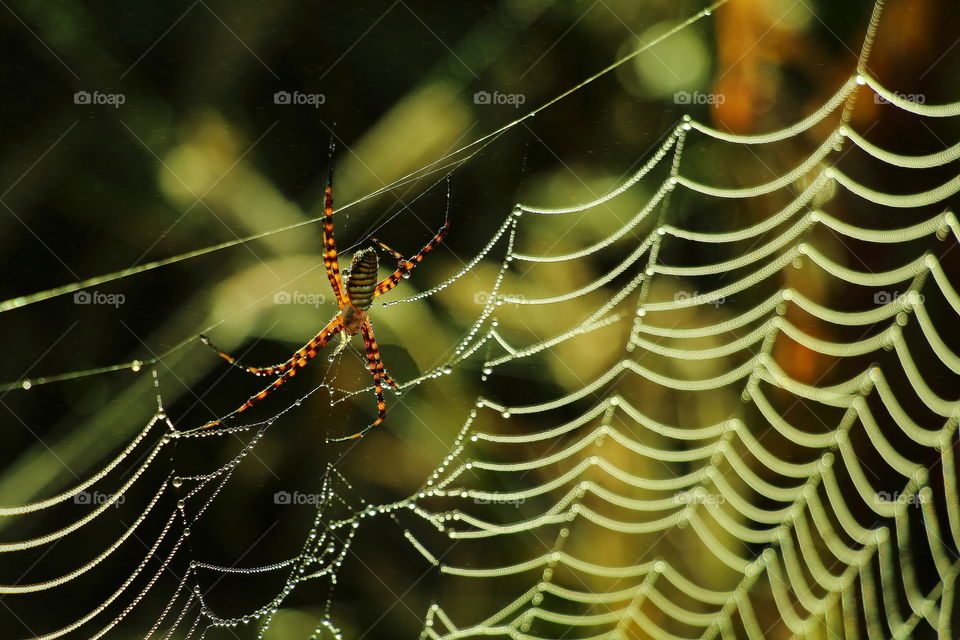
346 248 379 311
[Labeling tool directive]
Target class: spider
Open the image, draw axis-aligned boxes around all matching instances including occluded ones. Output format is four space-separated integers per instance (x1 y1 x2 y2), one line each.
199 166 449 441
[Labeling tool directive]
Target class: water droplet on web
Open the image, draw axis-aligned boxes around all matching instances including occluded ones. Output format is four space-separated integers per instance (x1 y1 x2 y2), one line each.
21 380 32 390
131 360 142 372
172 477 183 488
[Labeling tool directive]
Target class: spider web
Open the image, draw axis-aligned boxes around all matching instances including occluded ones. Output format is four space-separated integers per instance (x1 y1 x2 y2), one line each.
2 1 960 639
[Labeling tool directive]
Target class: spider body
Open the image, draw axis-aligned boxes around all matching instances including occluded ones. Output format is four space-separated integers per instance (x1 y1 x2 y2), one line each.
345 248 379 313
337 248 378 343
199 164 449 441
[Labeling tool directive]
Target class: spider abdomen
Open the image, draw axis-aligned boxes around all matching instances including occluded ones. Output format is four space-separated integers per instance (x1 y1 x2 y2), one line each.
346 248 379 311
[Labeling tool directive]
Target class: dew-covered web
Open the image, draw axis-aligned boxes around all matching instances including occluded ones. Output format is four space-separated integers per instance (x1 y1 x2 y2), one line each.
2 1 960 639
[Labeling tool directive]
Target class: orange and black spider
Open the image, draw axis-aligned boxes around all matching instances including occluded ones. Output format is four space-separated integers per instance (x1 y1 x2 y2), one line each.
199 162 449 441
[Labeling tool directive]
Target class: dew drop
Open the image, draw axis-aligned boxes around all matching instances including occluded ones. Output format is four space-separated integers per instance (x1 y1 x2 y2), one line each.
131 360 142 373
172 477 183 488
21 380 32 390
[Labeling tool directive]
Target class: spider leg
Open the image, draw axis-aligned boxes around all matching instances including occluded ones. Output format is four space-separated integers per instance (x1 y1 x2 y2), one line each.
322 155 346 309
370 236 404 261
373 219 450 298
200 314 343 430
326 319 389 441
361 319 397 388
380 366 397 390
199 334 297 377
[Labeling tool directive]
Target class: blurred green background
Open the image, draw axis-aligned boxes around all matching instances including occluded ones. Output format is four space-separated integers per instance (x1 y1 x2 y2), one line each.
0 0 958 638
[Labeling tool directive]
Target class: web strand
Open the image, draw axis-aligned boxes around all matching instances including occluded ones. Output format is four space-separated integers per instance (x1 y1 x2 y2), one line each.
4 1 960 639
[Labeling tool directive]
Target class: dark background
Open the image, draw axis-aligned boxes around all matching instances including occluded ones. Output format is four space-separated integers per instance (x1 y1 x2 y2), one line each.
0 1 958 639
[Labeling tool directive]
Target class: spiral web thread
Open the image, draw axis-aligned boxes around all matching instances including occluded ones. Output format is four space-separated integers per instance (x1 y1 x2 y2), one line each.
405 2 960 638
2 0 960 638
